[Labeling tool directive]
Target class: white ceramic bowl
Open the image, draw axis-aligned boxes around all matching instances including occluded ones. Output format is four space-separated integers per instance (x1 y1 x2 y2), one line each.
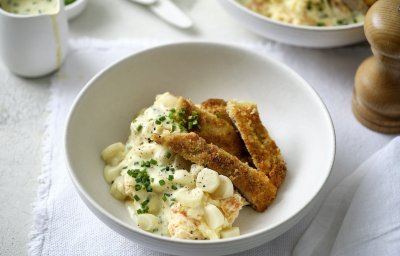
219 0 366 48
65 42 335 255
65 0 87 20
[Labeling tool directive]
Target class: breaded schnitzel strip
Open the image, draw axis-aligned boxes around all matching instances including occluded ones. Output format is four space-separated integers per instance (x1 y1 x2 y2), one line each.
177 97 243 158
200 98 253 165
227 100 286 188
200 99 233 125
153 132 277 212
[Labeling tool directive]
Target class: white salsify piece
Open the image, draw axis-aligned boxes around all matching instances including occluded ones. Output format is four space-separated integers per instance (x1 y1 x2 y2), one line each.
196 168 220 193
136 214 160 231
174 187 204 207
220 227 240 238
204 204 225 230
212 175 234 200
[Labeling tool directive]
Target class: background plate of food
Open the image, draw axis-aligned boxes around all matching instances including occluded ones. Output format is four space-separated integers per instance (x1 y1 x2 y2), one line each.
65 0 87 20
219 0 374 48
64 42 335 255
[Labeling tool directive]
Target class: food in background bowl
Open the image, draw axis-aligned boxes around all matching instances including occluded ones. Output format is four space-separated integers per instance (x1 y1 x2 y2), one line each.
64 0 87 20
101 92 287 239
239 0 368 26
218 0 373 47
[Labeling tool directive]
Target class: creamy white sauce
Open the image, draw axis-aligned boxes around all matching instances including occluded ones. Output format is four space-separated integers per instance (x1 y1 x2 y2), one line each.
0 0 58 15
101 93 246 239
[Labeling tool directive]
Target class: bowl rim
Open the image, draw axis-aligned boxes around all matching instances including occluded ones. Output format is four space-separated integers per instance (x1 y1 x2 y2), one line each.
224 0 364 31
65 0 87 20
64 41 336 245
65 0 87 10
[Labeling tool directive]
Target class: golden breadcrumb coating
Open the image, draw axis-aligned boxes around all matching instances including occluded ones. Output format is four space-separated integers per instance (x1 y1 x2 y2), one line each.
177 97 244 159
227 100 287 188
200 98 253 165
200 99 234 125
153 132 277 212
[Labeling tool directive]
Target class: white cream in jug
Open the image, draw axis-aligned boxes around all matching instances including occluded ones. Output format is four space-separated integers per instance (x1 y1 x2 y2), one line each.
0 0 58 15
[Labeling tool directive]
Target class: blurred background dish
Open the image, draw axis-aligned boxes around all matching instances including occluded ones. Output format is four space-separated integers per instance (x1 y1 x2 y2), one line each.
218 0 367 48
65 42 335 255
65 0 87 20
238 0 368 27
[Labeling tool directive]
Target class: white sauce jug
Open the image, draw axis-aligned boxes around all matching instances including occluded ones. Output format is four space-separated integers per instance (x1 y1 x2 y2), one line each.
0 0 69 77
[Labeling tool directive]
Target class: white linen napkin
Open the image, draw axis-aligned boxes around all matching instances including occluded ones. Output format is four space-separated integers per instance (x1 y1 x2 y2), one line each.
293 137 400 256
29 39 397 256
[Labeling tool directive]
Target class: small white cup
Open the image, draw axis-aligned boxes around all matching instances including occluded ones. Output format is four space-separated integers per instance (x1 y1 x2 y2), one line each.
0 0 69 78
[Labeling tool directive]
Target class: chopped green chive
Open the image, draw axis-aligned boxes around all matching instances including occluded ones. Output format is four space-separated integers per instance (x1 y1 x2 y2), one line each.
306 1 312 10
155 115 167 125
162 193 171 202
168 109 176 119
160 165 175 174
128 169 152 192
141 199 150 207
159 179 166 186
127 169 140 178
140 159 158 168
178 109 186 117
168 107 200 131
65 0 77 5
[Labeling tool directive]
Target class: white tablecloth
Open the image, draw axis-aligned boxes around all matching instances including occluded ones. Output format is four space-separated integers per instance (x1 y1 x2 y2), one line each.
29 39 397 256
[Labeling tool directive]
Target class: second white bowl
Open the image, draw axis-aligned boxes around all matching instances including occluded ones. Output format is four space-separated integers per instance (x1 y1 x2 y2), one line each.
219 0 366 48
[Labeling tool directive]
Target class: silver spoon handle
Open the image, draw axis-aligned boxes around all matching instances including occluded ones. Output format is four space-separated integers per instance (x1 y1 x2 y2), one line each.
148 0 193 29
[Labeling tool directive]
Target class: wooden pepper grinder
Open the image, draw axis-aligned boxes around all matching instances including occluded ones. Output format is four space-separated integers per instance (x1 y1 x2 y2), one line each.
352 0 400 133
